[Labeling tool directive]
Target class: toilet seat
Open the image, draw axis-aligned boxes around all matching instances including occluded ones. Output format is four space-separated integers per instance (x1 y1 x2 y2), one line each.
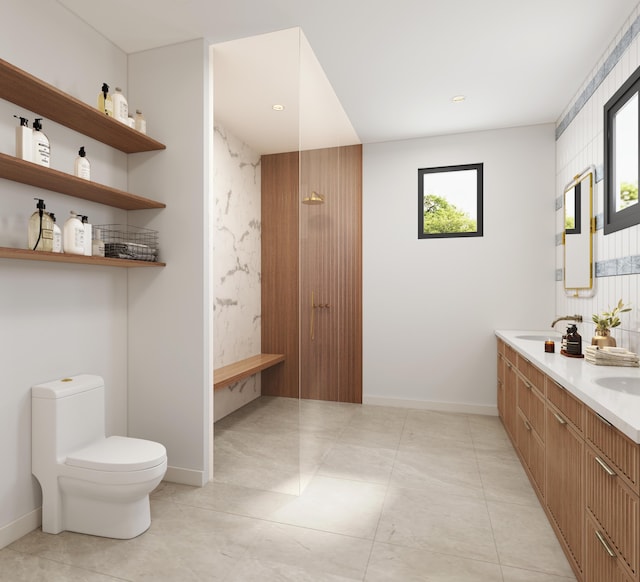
66 436 166 472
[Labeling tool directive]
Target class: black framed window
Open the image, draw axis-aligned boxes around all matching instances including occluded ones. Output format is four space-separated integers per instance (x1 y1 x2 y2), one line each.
418 163 483 239
604 64 640 234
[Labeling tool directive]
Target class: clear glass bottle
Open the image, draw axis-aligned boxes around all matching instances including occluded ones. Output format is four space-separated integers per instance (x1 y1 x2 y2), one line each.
134 109 147 134
28 198 54 252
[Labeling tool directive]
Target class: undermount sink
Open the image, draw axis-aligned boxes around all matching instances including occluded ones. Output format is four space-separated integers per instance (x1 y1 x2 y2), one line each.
594 377 640 393
516 334 561 342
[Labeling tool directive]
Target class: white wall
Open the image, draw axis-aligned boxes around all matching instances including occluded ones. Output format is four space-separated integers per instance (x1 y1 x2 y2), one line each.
555 4 640 350
213 125 262 422
127 39 212 487
363 125 556 413
0 0 129 547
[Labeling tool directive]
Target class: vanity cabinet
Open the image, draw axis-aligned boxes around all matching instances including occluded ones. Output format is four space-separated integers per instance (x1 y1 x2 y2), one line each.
496 338 640 582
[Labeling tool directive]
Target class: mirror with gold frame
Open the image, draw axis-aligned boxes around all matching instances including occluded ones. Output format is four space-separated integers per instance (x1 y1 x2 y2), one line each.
564 167 594 294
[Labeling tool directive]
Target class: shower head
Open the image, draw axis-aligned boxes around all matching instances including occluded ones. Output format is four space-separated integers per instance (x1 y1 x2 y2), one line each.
302 191 324 205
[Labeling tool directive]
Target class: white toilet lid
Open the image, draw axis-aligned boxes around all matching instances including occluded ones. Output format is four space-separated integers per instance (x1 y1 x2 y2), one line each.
66 436 167 472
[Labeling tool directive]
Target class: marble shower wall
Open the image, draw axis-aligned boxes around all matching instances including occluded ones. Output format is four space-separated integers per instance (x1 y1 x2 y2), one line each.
555 4 640 350
213 125 262 421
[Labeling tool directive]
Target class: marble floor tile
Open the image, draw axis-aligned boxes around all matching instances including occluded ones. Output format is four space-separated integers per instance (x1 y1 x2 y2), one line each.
269 475 387 538
501 565 577 581
477 455 540 506
402 409 472 444
339 424 403 450
364 542 504 582
225 557 360 581
317 442 396 484
376 487 499 563
488 501 575 578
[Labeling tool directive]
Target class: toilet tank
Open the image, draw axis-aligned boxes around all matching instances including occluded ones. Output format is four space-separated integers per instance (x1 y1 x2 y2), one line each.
32 375 106 462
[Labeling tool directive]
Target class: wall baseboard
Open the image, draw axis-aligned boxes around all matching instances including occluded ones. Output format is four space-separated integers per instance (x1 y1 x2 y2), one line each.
363 395 498 416
0 508 41 550
163 466 207 487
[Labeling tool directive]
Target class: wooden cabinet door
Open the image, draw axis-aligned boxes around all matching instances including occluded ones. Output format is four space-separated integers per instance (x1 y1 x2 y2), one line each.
497 352 505 419
546 404 584 575
503 358 517 440
585 513 634 582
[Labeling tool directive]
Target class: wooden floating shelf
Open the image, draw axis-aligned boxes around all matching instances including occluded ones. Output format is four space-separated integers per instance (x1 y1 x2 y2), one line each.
0 247 165 268
214 354 285 390
0 153 165 210
0 58 166 154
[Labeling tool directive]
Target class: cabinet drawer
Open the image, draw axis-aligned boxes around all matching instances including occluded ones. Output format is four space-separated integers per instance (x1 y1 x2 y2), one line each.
504 343 517 366
585 512 635 582
546 379 584 433
586 408 639 493
586 446 639 576
517 375 545 440
516 354 545 392
515 409 545 497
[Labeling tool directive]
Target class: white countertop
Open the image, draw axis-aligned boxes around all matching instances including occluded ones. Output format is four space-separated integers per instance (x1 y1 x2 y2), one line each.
496 330 640 443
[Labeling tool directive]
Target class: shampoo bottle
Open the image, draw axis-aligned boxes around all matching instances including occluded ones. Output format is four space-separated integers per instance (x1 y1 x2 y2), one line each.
112 87 128 123
32 118 50 167
63 211 85 255
74 147 91 180
92 228 105 257
134 109 146 134
97 83 113 116
50 212 62 253
81 215 92 256
14 115 32 161
28 198 54 252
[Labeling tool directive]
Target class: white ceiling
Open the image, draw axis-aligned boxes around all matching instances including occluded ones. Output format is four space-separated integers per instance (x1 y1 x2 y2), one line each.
57 0 640 153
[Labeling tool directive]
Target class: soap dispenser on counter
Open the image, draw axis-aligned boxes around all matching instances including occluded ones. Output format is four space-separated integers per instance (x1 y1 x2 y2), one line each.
562 324 584 358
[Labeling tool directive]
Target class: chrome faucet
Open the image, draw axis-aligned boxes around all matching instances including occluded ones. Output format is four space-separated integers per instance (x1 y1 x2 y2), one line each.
550 314 583 328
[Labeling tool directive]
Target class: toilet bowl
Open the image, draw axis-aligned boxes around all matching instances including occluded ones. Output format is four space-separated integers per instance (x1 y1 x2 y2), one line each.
32 375 167 539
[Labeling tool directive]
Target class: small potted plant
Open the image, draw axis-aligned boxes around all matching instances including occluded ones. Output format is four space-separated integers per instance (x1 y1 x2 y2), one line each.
591 299 631 347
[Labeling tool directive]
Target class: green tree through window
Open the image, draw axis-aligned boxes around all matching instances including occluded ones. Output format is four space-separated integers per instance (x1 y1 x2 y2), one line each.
423 194 477 234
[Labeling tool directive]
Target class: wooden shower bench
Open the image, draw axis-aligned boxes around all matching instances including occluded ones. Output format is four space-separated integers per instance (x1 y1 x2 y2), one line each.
213 354 285 390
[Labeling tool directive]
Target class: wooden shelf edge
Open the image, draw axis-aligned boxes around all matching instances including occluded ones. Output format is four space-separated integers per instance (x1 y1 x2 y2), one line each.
0 58 166 154
0 153 165 210
0 247 165 268
214 354 285 390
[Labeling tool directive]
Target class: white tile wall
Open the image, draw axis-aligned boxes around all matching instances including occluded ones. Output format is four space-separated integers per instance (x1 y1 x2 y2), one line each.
556 3 640 350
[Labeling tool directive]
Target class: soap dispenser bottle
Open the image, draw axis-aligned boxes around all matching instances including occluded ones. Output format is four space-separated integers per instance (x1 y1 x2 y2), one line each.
112 87 128 123
14 115 32 161
32 118 50 167
50 212 62 253
74 147 91 180
63 211 85 255
28 198 54 252
565 324 582 356
97 83 113 116
81 215 92 256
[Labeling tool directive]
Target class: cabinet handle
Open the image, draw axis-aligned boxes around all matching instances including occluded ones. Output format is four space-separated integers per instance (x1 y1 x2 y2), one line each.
553 412 567 425
595 530 616 558
595 455 617 477
595 412 613 427
506 362 512 370
524 420 532 431
524 380 532 390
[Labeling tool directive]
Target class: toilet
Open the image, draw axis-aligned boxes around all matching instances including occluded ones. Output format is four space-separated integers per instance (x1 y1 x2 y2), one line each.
31 374 167 539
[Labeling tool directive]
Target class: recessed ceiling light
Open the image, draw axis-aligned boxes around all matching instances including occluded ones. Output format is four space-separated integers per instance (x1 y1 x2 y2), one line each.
452 95 466 103
272 104 285 111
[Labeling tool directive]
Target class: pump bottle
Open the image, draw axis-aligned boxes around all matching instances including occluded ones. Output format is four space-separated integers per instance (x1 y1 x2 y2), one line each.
97 83 113 116
32 118 50 167
112 87 128 123
28 198 54 252
81 215 92 256
565 324 583 356
74 147 91 180
14 115 32 161
63 211 85 255
50 212 62 253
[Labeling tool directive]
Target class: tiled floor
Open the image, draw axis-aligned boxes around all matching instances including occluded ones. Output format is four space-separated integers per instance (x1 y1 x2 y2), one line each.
2 397 577 581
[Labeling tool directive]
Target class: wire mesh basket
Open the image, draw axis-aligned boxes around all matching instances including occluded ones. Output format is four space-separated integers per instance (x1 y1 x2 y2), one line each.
95 224 159 262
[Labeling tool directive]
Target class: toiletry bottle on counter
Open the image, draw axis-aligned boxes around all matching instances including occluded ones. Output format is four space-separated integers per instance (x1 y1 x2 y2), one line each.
112 87 128 123
63 211 85 255
81 215 92 256
74 147 91 180
92 228 105 257
134 110 146 134
97 83 113 116
50 212 62 253
14 115 32 161
28 198 53 252
32 118 50 167
565 324 582 356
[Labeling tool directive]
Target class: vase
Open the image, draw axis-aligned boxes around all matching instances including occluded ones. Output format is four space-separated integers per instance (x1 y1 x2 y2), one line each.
592 329 616 347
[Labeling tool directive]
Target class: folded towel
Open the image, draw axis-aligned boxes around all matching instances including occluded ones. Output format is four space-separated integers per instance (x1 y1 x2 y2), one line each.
585 345 640 367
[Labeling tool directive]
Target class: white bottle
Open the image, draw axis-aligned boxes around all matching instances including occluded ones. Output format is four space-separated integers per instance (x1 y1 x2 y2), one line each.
112 87 128 123
32 118 50 167
74 147 91 180
14 115 32 162
92 228 105 257
50 212 62 253
27 198 53 252
134 110 147 134
81 215 92 256
63 211 85 255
